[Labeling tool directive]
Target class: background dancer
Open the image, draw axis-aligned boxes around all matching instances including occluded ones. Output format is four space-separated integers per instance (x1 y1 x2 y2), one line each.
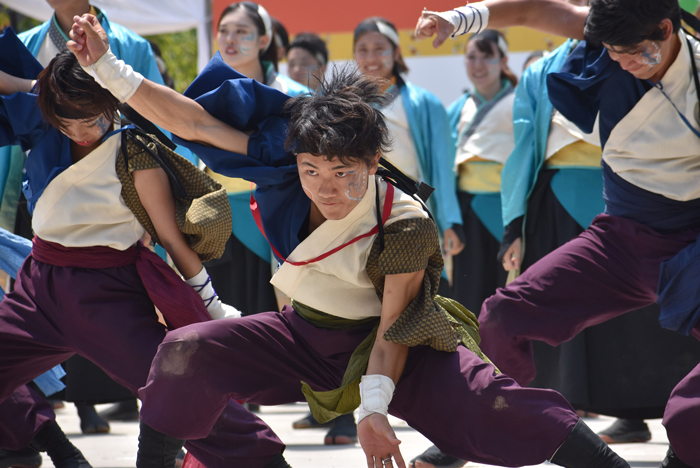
446 29 516 316
286 32 328 91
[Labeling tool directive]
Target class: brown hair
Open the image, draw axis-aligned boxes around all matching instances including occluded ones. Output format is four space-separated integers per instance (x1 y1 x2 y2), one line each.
285 66 392 166
36 50 120 133
467 30 518 88
353 17 409 78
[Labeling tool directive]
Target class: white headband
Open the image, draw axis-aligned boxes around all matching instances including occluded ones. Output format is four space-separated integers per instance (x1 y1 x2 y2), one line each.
256 3 273 52
375 21 400 47
496 36 509 56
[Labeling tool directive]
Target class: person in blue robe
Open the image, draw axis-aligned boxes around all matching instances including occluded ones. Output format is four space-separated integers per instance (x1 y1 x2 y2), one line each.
4 0 181 439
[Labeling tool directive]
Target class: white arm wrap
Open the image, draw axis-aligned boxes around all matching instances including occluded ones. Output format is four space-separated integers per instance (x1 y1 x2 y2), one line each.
435 3 490 37
82 48 144 103
185 266 242 320
357 374 395 423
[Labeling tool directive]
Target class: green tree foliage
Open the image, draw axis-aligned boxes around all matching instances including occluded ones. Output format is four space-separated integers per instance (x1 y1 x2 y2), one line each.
146 29 199 94
0 6 41 32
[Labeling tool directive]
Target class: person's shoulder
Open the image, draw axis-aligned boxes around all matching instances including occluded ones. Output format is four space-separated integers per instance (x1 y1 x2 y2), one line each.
403 81 440 103
447 92 469 114
402 81 447 116
17 21 49 43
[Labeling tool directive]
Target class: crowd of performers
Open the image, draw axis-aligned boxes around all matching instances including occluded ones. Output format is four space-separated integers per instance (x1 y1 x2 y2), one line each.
1 0 700 468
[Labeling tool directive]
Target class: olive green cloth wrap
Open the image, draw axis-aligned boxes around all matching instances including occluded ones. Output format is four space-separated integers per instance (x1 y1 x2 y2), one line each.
116 129 232 262
295 218 498 424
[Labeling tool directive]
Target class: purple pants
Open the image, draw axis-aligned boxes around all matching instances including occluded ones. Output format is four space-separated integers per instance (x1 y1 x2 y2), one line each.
479 214 700 466
0 257 278 465
140 307 579 468
0 385 54 449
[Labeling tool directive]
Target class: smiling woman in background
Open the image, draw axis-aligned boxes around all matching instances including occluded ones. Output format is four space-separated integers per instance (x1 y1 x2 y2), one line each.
352 17 464 282
446 30 517 318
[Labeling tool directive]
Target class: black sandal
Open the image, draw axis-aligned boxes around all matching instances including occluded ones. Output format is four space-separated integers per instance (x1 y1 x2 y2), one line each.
323 414 357 445
410 445 467 468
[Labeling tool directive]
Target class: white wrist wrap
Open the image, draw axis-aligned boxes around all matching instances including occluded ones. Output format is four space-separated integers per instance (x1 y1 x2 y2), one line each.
436 3 490 37
185 266 242 320
82 48 144 103
357 374 395 423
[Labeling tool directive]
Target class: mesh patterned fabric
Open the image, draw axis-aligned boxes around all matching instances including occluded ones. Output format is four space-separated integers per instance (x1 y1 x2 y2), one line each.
366 218 497 369
301 217 499 423
116 130 232 262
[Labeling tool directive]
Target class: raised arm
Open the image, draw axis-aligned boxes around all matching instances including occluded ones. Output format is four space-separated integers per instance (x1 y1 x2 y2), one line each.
0 70 35 96
416 0 588 48
67 14 249 154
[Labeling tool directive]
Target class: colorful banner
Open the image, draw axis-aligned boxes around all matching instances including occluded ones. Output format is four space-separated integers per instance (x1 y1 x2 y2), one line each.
212 0 566 60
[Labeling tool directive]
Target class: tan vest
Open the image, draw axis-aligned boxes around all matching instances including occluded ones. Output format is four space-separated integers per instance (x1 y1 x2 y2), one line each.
603 33 700 201
271 177 427 320
33 124 145 250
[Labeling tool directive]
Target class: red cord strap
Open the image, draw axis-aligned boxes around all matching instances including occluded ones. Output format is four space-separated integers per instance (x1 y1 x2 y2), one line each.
250 183 394 266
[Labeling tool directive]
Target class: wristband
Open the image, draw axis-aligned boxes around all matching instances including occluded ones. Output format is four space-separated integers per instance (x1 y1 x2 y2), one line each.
186 266 242 320
433 3 490 37
357 374 395 423
82 47 144 102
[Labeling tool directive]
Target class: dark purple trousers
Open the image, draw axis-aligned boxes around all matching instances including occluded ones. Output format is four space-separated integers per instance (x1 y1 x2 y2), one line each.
479 214 700 467
139 307 579 468
0 385 54 449
0 256 280 466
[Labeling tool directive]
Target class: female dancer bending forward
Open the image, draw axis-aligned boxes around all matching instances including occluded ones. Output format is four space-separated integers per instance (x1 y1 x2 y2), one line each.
0 29 237 468
69 13 629 468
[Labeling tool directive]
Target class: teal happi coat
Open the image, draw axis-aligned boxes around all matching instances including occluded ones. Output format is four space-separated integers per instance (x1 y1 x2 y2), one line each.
398 81 462 235
500 40 603 232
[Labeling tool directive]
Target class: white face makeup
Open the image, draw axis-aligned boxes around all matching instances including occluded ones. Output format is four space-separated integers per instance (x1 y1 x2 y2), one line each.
354 31 397 80
217 9 266 70
297 153 378 221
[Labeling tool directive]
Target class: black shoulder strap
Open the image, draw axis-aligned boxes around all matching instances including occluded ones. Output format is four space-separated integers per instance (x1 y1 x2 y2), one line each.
119 122 187 199
373 156 436 250
120 104 178 151
377 157 435 203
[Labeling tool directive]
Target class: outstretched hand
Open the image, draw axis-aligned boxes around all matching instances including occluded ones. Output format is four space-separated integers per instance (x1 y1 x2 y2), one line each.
358 413 406 468
67 14 109 67
414 9 454 48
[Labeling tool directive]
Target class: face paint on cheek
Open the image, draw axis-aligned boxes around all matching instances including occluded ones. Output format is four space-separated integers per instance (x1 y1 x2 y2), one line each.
238 32 257 56
344 168 369 201
380 49 393 71
95 116 110 135
641 42 662 69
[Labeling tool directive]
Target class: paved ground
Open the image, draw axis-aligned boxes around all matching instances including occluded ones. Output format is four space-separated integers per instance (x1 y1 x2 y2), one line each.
40 402 667 468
